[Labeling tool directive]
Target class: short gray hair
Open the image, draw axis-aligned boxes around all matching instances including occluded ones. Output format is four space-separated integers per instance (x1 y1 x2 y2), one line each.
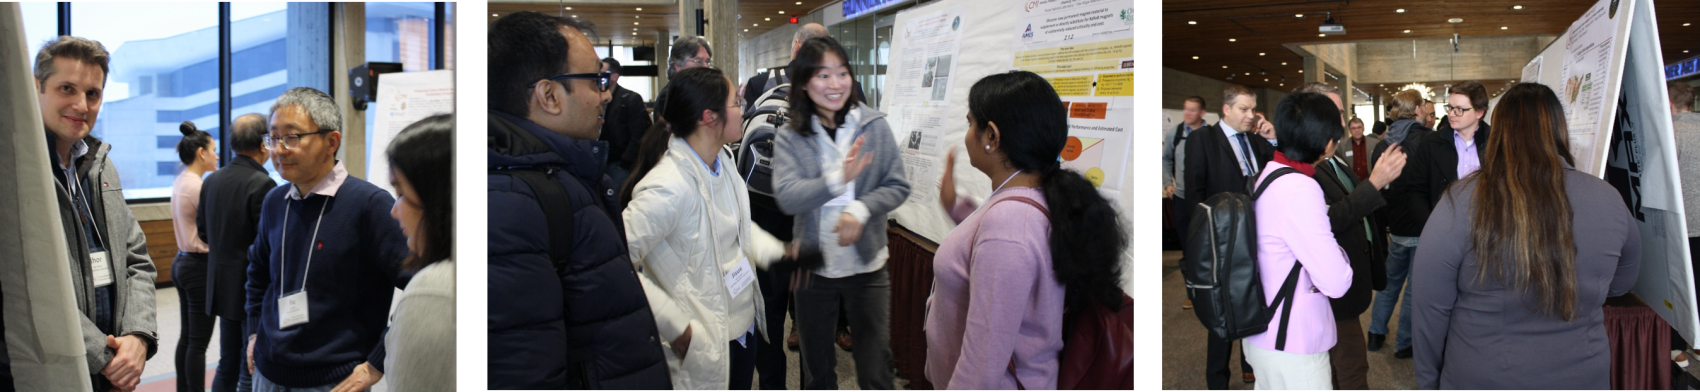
269 87 343 133
33 36 110 92
1294 82 1339 96
793 23 829 46
667 36 712 78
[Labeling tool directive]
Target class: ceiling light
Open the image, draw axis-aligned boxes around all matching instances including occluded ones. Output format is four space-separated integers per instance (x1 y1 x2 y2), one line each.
766 17 771 21
1265 78 1269 81
565 7 572 10
1449 18 1464 23
754 23 759 26
1223 65 1228 68
1245 72 1251 75
634 22 640 25
1403 29 1412 33
1686 23 1693 27
491 13 497 17
1295 14 1304 18
1228 38 1236 42
779 10 787 14
1192 56 1199 59
1396 8 1406 13
1299 70 1304 73
1188 20 1197 25
1281 62 1288 65
635 7 643 11
1512 5 1523 9
797 1 803 4
635 16 640 18
1259 52 1266 56
745 29 750 32
1280 83 1285 86
1319 34 1326 37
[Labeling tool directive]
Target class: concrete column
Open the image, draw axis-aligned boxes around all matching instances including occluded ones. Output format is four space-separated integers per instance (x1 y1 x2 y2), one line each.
704 0 738 80
655 29 670 95
1304 56 1325 84
333 3 367 178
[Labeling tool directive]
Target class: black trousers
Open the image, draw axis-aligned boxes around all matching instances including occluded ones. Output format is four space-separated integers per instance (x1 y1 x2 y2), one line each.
1205 329 1253 390
173 252 216 392
211 316 252 392
753 267 792 389
795 268 892 390
729 330 758 390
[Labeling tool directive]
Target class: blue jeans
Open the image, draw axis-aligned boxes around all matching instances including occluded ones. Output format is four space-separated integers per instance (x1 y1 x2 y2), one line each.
253 372 367 392
1369 235 1418 351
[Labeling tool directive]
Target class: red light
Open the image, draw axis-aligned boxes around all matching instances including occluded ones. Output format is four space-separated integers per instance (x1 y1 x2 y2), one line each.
790 16 799 24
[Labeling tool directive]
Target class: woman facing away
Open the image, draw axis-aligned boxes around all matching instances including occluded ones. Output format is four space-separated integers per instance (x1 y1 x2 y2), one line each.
171 121 218 392
381 113 456 391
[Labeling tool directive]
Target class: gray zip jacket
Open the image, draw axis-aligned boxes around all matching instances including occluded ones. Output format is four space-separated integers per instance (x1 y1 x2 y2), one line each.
47 135 160 376
773 104 911 264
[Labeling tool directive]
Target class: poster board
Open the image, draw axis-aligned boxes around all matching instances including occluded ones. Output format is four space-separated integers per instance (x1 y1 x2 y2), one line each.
884 0 1135 244
366 70 455 195
1524 0 1697 346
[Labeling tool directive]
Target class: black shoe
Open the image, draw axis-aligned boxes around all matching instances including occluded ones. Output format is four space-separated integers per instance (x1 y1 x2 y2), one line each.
1367 333 1386 351
1394 347 1413 359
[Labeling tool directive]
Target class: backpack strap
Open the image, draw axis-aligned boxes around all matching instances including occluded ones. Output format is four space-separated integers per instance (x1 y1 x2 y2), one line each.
495 166 576 271
1249 167 1300 200
1268 261 1304 351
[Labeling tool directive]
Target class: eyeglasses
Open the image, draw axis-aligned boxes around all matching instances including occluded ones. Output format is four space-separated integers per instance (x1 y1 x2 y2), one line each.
263 130 332 151
536 71 613 92
686 57 712 67
1444 105 1477 115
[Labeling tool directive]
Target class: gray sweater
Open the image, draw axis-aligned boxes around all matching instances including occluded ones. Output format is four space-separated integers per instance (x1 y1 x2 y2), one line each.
1675 112 1700 237
773 104 911 266
385 259 455 391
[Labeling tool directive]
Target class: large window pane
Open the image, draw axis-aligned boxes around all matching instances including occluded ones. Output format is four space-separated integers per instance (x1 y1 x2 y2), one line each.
231 2 332 187
72 3 219 200
595 46 655 102
21 2 55 56
366 2 437 71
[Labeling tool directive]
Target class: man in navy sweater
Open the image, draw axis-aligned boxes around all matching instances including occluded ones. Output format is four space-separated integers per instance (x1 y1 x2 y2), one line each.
245 87 408 391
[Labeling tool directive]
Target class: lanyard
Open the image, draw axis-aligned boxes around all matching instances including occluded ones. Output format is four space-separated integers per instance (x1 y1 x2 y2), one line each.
66 164 106 249
280 197 330 293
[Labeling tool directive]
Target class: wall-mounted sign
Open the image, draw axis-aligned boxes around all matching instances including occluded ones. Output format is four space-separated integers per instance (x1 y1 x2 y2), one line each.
843 0 907 20
1669 56 1700 80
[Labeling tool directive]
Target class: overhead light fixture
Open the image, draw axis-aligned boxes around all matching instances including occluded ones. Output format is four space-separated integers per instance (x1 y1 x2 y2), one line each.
1193 56 1199 59
797 1 803 4
766 17 771 21
634 22 640 25
1188 20 1197 25
1259 52 1266 56
1403 29 1412 33
745 29 750 32
1299 70 1304 73
635 7 643 11
1265 78 1269 81
1280 83 1285 86
1449 18 1464 23
1512 5 1523 9
1282 62 1288 65
779 10 786 14
1295 14 1304 18
1500 26 1509 30
1396 8 1406 13
565 7 572 10
1223 65 1229 68
635 16 640 18
1228 38 1236 42
1686 23 1693 27
1319 34 1327 37
1245 72 1251 75
491 13 497 17
754 23 759 26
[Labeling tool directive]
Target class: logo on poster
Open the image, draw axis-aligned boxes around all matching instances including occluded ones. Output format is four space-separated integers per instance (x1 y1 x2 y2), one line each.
1023 24 1035 43
1121 7 1134 25
1024 0 1039 12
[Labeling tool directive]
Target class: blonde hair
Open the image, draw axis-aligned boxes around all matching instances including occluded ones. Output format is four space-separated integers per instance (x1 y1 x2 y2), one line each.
1386 89 1424 120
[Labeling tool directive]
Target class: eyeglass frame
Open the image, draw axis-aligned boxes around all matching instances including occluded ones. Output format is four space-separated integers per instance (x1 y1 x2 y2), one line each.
1443 105 1478 116
685 56 712 67
263 130 334 151
534 71 613 93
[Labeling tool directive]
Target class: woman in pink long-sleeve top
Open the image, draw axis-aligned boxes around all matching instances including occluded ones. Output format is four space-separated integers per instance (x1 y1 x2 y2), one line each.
924 71 1128 389
1242 92 1354 390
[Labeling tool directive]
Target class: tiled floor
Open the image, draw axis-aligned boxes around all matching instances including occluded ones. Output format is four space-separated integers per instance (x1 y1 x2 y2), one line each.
139 286 394 392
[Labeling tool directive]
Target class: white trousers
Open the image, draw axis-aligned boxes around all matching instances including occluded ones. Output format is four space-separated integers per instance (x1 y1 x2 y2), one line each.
1243 342 1334 390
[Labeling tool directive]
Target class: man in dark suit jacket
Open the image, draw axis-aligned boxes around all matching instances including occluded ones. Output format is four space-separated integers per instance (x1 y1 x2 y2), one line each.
1182 84 1271 389
196 113 276 391
600 58 651 188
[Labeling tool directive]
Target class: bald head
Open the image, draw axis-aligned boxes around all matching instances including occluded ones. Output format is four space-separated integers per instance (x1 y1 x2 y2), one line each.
793 23 829 57
232 113 270 161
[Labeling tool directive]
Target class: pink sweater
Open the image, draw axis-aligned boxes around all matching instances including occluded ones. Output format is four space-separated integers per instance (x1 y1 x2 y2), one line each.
924 187 1066 389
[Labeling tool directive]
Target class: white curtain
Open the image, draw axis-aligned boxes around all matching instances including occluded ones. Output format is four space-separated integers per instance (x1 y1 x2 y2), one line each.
0 3 95 390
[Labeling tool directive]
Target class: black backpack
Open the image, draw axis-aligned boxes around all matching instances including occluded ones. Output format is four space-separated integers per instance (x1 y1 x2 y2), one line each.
737 82 791 198
1183 167 1308 350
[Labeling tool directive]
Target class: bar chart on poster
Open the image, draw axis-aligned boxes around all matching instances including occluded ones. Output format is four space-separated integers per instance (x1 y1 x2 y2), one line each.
1525 0 1698 346
884 0 1134 244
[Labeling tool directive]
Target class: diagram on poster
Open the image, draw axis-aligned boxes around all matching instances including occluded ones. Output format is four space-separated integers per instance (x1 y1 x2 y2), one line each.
367 69 454 195
1014 0 1134 193
893 6 965 107
1558 0 1617 173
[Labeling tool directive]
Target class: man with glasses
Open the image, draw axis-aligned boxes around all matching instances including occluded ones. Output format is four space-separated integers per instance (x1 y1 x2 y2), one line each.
653 36 714 119
244 87 409 391
199 112 275 392
35 35 160 392
487 11 671 389
1381 81 1490 359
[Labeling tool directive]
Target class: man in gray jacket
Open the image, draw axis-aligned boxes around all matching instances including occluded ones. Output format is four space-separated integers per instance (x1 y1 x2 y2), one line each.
36 36 159 392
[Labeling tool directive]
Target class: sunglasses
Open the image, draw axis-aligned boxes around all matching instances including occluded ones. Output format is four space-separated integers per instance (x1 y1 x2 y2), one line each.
536 71 613 92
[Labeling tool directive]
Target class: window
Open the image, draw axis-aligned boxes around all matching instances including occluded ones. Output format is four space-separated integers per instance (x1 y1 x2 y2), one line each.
20 3 55 56
72 3 220 200
596 46 655 102
364 2 447 173
231 2 332 187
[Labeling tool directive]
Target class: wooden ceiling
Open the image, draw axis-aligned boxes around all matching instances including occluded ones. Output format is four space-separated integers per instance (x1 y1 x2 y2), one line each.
490 0 836 47
1165 0 1700 95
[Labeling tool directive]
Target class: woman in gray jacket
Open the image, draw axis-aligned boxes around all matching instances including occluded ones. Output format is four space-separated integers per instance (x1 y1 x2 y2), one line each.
382 114 456 391
773 36 911 390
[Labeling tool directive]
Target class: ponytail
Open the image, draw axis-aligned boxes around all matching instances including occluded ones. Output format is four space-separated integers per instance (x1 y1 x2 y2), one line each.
968 71 1126 311
618 67 733 209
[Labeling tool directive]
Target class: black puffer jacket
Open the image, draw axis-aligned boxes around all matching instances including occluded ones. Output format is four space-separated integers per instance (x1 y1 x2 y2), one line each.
487 110 671 389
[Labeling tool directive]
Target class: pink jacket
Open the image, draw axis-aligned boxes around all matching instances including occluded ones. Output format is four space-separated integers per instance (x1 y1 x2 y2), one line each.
1244 161 1353 354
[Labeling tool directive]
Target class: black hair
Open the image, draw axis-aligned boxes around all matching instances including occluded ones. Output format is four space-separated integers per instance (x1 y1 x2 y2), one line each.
601 57 622 74
176 121 214 166
231 113 268 154
619 67 732 208
1272 92 1343 163
386 113 454 270
968 71 1127 311
489 11 597 118
787 36 861 136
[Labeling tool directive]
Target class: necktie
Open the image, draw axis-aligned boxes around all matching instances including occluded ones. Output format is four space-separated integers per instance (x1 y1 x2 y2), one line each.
1329 160 1376 241
1235 132 1259 176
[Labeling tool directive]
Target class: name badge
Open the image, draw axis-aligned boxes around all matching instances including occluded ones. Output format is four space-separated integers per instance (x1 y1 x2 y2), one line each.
724 257 755 298
90 251 113 288
279 290 310 329
825 180 855 207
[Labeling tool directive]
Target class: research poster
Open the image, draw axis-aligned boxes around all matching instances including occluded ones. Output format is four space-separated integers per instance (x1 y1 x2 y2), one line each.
885 5 967 206
1012 0 1134 193
367 69 454 195
1558 0 1619 173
